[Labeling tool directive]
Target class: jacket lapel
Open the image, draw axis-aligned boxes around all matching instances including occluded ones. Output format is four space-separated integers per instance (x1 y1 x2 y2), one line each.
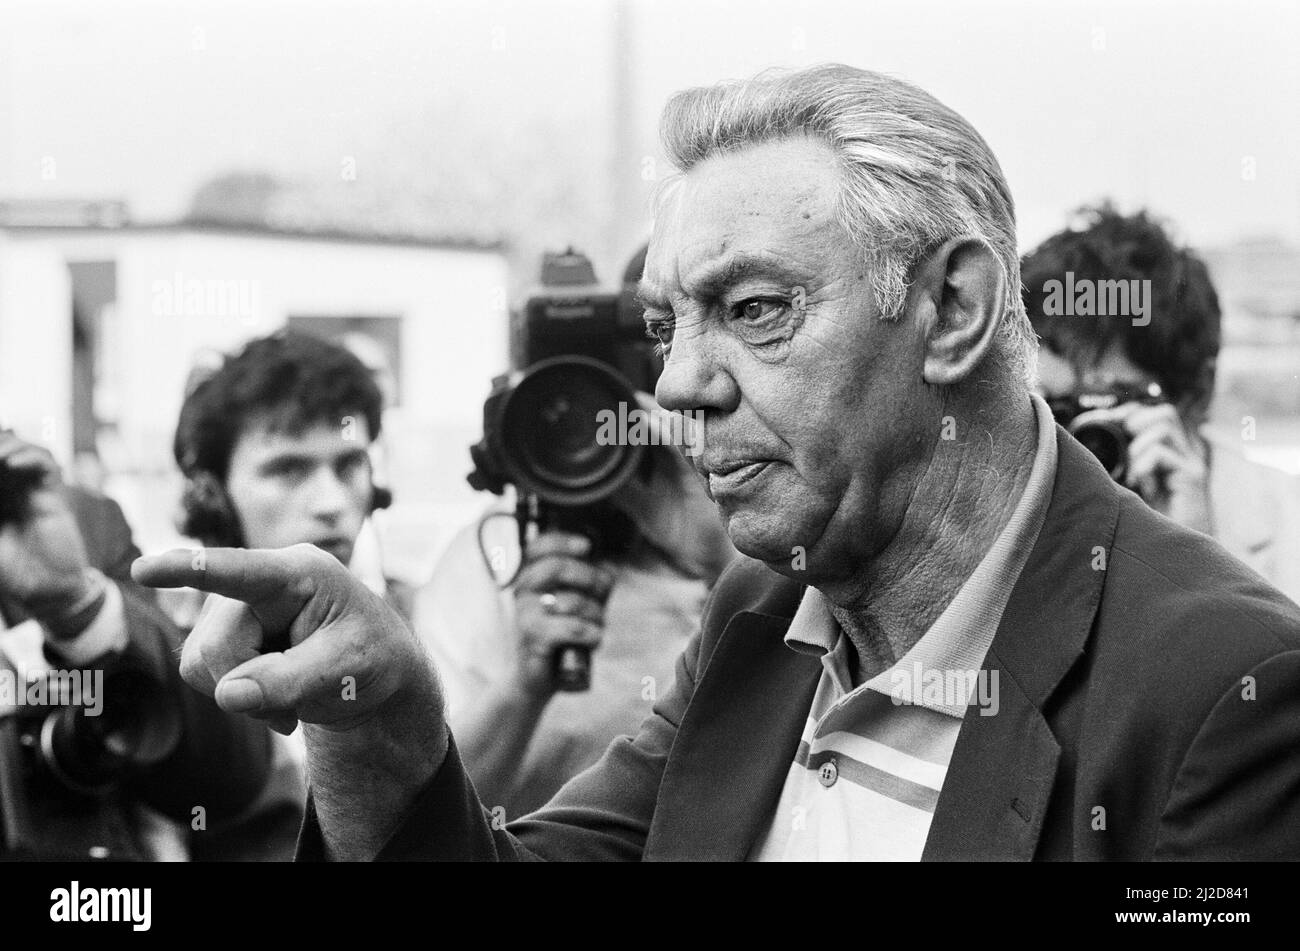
645 609 822 861
923 428 1122 860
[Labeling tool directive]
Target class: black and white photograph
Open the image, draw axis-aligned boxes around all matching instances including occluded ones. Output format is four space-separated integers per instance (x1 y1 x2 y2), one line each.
0 0 1297 928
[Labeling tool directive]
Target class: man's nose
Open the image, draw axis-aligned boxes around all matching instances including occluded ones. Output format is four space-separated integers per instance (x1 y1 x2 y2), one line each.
304 466 351 520
654 325 739 415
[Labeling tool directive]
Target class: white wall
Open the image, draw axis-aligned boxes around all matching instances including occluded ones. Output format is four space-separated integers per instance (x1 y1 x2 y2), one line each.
100 231 508 460
1207 427 1300 606
0 238 73 464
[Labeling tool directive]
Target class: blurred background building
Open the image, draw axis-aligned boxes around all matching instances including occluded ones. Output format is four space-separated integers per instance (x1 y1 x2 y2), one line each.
0 198 507 582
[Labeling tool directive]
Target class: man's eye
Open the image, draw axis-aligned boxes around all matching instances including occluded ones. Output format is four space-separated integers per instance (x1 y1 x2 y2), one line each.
734 299 786 323
645 320 675 356
337 455 367 479
267 461 309 481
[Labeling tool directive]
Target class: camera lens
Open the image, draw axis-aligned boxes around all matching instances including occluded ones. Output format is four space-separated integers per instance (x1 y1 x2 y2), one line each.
497 356 645 506
0 463 42 525
1068 411 1129 481
36 669 181 796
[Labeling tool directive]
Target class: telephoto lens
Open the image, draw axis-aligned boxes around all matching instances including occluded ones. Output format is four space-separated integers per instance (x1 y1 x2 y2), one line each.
27 667 181 796
490 356 646 506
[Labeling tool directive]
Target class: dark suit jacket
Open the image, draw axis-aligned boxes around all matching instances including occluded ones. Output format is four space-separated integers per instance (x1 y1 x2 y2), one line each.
301 428 1300 861
1 488 272 859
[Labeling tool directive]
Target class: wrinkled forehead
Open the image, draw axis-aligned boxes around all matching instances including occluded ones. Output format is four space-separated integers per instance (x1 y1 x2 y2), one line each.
641 138 845 304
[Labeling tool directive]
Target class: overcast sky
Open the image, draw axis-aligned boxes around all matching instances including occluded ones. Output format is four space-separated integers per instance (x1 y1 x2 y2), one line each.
2 0 1296 257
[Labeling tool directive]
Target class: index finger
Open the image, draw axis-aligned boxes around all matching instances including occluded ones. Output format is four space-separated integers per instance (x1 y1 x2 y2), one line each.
132 546 302 602
134 546 321 642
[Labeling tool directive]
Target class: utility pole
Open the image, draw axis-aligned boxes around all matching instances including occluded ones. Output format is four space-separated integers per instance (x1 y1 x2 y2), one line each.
606 0 638 280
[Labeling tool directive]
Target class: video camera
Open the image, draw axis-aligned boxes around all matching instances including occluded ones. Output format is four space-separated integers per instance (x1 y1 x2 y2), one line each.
467 248 660 691
1046 380 1166 484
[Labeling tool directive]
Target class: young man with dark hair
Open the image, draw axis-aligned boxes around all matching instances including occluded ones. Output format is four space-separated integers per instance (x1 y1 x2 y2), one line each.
1021 204 1223 533
174 330 388 569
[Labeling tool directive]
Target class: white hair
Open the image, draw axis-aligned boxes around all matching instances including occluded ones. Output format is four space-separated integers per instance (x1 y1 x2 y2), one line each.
657 64 1036 386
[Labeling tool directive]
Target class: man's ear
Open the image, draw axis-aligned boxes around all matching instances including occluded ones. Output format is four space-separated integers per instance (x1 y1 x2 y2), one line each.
911 236 1008 386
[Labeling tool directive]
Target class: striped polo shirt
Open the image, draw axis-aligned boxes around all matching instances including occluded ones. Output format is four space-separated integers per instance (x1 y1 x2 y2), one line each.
748 395 1059 861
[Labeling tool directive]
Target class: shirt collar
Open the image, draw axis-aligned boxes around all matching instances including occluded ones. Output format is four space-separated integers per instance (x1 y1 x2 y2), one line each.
783 393 1060 717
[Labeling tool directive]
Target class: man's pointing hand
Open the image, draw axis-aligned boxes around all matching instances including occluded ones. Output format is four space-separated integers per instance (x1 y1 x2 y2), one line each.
132 543 426 733
132 543 446 859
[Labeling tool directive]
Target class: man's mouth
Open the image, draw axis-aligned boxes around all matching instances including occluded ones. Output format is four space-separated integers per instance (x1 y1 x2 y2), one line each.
313 538 351 563
706 460 771 496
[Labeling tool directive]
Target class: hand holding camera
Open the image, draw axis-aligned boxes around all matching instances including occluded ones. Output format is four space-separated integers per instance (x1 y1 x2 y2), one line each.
1112 400 1211 532
467 248 662 692
132 543 443 860
511 532 614 699
469 248 735 693
1048 384 1211 533
0 431 101 631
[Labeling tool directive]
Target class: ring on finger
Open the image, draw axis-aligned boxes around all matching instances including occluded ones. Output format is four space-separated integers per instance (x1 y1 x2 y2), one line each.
539 592 559 613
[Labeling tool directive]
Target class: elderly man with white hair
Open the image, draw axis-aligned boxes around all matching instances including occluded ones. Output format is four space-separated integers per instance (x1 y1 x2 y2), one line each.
135 64 1300 861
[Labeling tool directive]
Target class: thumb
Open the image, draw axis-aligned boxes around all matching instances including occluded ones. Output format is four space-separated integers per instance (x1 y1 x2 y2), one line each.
214 659 301 736
215 644 321 736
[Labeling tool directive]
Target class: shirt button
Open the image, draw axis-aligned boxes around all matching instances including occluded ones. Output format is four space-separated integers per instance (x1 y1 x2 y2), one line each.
818 758 839 788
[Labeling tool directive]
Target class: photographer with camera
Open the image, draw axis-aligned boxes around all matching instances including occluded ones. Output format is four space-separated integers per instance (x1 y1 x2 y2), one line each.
1021 204 1222 533
414 247 735 817
0 429 271 860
